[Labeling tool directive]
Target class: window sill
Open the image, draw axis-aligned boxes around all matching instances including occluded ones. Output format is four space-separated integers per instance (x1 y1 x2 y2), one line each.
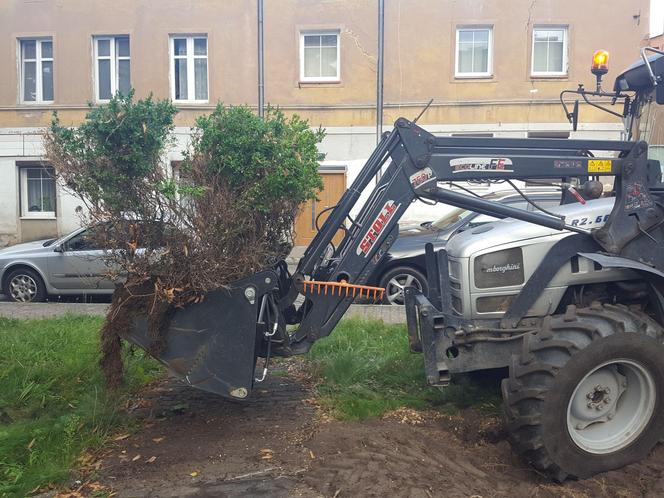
530 74 569 80
299 79 341 86
173 100 210 105
453 75 494 81
20 215 57 221
19 101 55 106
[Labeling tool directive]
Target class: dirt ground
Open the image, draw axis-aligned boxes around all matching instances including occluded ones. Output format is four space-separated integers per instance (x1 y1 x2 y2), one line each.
83 360 664 498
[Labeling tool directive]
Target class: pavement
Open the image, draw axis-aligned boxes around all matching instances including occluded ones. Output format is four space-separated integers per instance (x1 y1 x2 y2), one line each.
0 301 111 320
0 246 408 322
0 301 405 323
286 245 306 266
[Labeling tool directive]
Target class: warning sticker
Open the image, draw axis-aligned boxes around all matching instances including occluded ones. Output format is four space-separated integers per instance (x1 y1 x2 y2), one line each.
588 159 612 173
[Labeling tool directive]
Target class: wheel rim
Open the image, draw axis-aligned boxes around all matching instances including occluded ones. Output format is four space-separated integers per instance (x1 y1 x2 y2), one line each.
566 358 656 454
9 274 38 302
385 273 422 305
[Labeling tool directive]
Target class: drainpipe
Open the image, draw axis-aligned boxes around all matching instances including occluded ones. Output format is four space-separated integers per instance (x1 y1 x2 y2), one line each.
375 0 385 181
257 0 265 118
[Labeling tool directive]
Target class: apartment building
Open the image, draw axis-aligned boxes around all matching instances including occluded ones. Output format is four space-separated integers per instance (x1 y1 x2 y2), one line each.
0 0 652 245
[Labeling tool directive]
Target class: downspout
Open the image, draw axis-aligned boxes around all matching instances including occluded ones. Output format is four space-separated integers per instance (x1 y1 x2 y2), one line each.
257 0 265 118
375 0 385 181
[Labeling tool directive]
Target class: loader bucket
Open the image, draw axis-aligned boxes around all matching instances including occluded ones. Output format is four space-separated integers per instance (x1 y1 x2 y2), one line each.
120 269 278 399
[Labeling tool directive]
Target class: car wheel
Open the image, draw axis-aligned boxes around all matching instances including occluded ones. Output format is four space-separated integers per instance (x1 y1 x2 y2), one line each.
379 266 428 306
3 268 47 302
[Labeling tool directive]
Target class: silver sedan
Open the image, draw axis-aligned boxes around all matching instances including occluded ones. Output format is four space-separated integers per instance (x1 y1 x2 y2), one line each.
0 227 117 302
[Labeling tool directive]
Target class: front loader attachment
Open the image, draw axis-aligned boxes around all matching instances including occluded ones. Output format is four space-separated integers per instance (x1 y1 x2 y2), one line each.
120 270 278 399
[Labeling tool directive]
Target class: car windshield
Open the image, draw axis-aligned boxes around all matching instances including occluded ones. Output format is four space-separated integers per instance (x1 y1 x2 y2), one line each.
430 207 475 230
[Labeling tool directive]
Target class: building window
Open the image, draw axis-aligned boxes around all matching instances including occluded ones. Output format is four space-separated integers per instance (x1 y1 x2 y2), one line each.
20 38 54 103
94 36 131 101
300 31 340 82
455 27 492 78
20 165 56 218
531 27 568 76
170 35 208 102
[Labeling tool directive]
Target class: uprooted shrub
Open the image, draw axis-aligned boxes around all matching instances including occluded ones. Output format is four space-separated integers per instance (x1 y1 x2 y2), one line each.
45 92 324 387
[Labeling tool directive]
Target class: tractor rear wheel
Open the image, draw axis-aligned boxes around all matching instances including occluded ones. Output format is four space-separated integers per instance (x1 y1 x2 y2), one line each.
502 303 664 481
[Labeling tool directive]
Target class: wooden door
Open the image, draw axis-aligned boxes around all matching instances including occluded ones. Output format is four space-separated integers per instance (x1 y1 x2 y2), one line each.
294 171 346 246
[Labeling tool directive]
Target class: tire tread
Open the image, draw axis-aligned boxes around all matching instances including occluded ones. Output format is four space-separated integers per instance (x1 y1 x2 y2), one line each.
503 302 663 481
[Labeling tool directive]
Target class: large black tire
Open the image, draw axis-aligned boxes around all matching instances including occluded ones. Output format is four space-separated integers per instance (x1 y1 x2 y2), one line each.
502 303 664 481
379 266 428 306
3 267 47 302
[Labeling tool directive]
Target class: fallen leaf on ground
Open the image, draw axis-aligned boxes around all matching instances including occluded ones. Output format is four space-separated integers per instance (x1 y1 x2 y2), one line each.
114 433 131 441
132 454 141 462
146 456 157 463
190 471 199 477
152 437 165 443
309 450 315 460
260 448 274 460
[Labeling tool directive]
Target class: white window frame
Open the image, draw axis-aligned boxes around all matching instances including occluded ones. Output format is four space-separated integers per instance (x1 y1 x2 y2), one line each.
19 38 54 104
93 36 130 102
531 26 568 77
299 31 341 83
19 165 56 219
454 27 493 79
169 35 209 103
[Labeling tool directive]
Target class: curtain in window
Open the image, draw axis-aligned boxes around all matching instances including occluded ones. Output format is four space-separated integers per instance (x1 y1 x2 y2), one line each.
533 29 565 73
194 59 207 100
304 34 338 78
458 30 489 74
26 168 56 213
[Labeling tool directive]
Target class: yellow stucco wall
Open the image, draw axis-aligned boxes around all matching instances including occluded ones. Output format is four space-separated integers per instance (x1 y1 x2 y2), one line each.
0 0 651 128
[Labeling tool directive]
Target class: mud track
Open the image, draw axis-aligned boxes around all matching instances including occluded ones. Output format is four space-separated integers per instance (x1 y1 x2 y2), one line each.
95 361 664 497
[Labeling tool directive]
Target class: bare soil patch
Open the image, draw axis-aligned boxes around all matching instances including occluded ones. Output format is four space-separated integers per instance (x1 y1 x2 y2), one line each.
88 360 664 498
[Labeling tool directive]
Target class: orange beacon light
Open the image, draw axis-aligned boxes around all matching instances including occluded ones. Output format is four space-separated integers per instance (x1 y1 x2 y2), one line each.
591 50 609 76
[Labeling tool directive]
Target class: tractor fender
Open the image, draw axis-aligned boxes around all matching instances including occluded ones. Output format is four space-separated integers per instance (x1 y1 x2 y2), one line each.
578 252 664 321
577 252 664 279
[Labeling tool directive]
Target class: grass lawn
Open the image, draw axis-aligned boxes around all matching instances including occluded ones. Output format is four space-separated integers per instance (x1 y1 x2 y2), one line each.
308 319 501 420
0 315 161 497
0 314 497 495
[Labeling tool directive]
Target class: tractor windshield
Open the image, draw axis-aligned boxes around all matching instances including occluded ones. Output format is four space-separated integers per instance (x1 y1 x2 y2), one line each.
634 92 664 166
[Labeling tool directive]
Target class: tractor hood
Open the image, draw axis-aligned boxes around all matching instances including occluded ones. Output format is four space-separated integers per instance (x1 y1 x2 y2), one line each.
446 197 616 259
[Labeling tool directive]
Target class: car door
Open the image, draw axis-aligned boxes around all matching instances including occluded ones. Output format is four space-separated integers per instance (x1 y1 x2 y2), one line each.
47 228 116 291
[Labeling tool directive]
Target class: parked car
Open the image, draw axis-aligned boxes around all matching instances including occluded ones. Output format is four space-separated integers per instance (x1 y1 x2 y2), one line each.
370 190 562 305
0 226 118 302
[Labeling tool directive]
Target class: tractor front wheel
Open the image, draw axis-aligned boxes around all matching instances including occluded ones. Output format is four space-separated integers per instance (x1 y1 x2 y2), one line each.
502 303 664 481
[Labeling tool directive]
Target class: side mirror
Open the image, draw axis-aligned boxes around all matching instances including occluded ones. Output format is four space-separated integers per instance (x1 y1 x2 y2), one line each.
572 100 579 131
53 244 63 253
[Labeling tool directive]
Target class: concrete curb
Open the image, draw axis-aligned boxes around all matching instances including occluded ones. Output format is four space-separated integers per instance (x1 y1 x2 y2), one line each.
0 302 407 324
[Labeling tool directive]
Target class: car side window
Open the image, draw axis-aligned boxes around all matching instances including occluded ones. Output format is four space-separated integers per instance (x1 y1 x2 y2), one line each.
64 230 101 251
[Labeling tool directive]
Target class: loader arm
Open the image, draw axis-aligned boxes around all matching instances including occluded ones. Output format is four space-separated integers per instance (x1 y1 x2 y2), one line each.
282 117 663 353
118 49 664 403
